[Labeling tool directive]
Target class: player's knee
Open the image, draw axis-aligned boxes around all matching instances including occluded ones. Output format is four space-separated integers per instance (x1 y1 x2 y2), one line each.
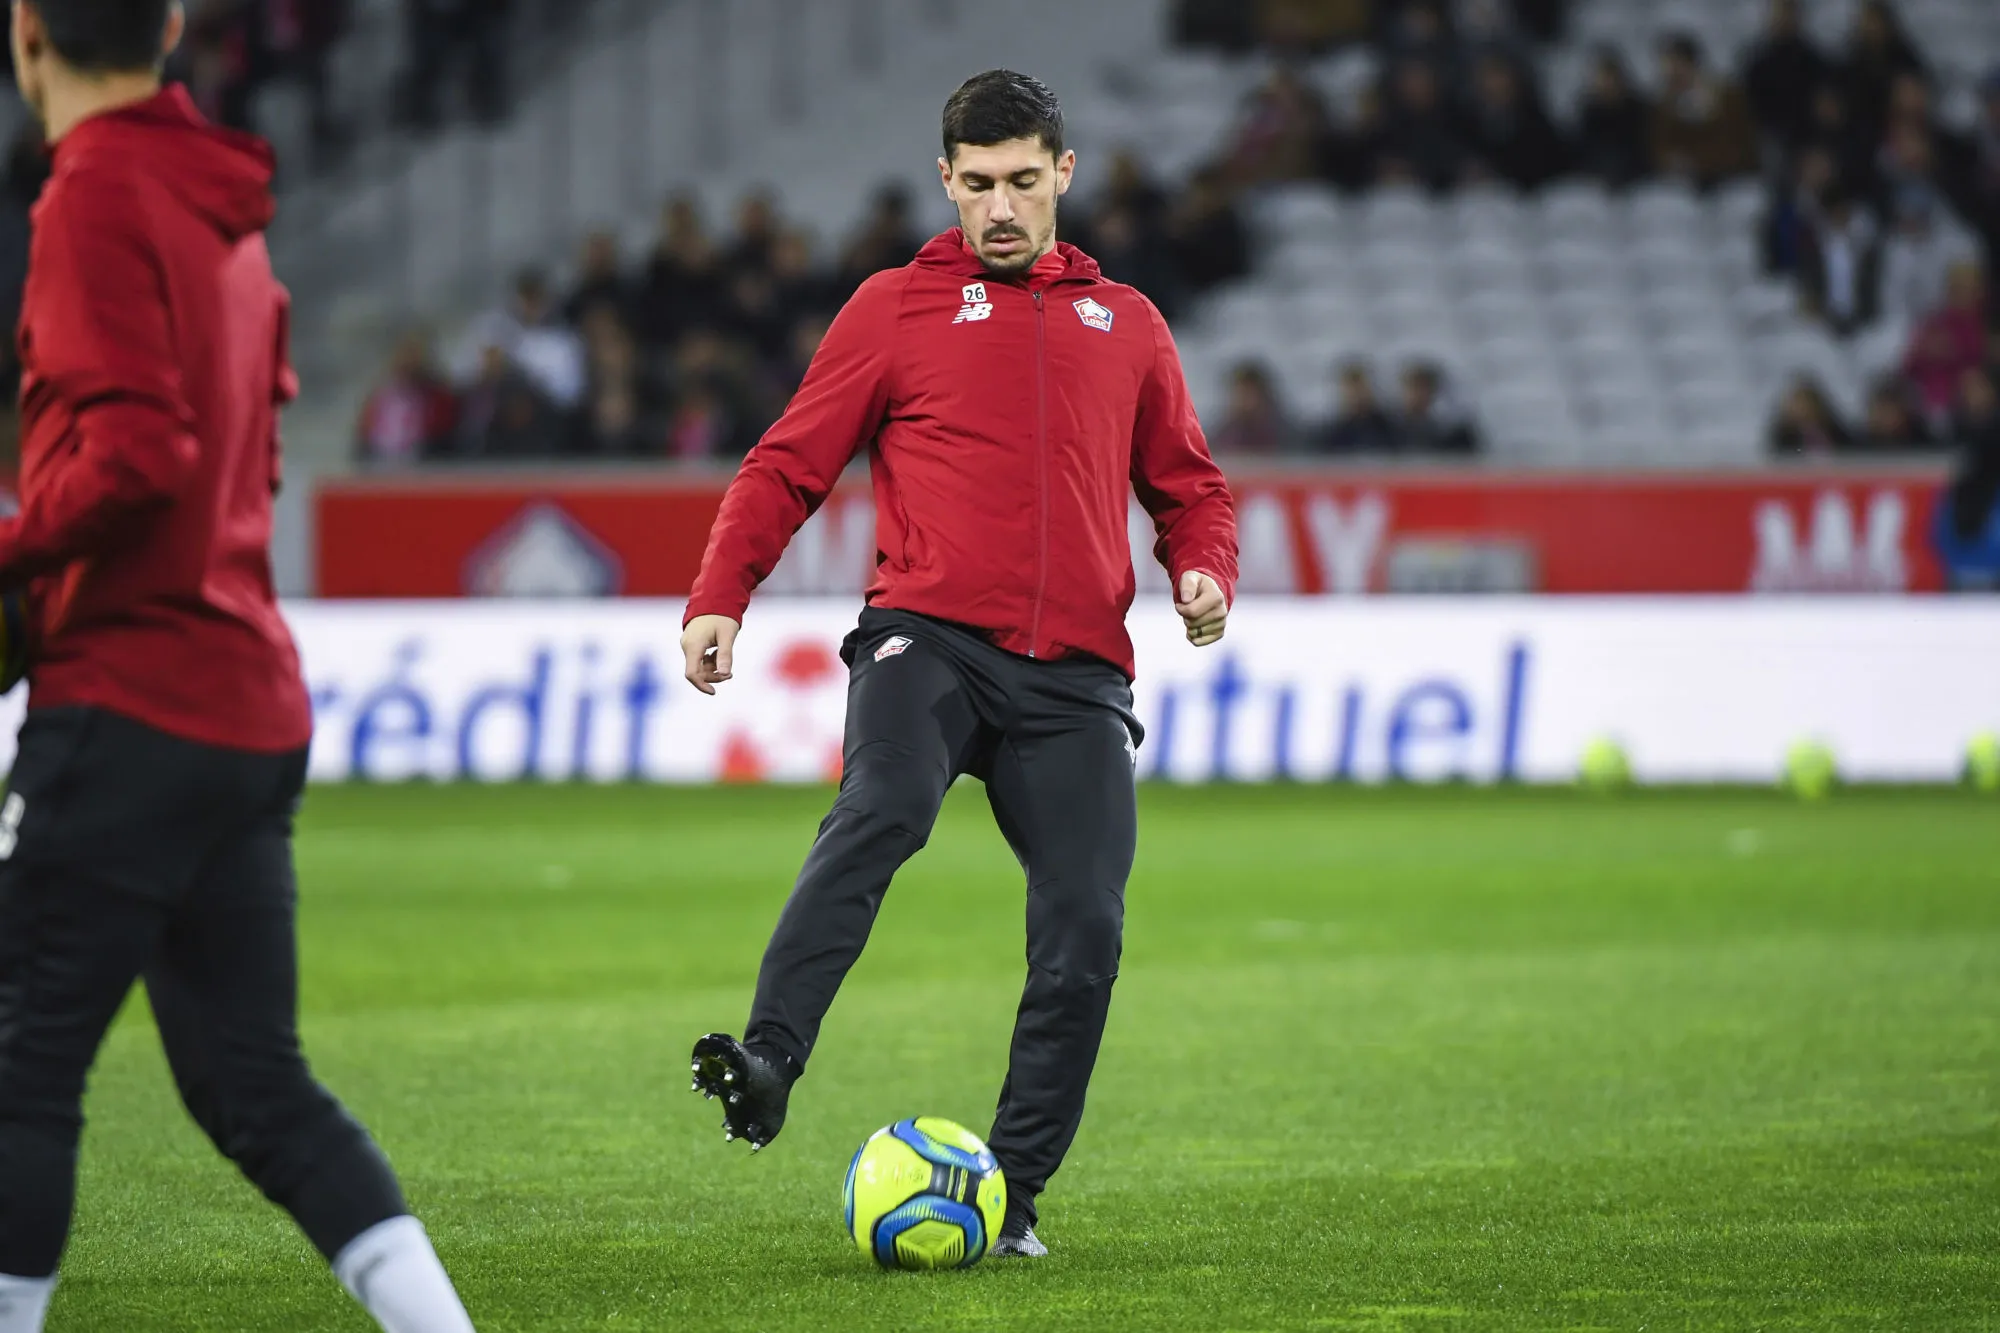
186 1065 345 1178
1029 888 1124 989
839 745 948 845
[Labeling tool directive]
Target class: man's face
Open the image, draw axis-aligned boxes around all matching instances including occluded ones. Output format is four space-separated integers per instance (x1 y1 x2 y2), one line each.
940 137 1074 275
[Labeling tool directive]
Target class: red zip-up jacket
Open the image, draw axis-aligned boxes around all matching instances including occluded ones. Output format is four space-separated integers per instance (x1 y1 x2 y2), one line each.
686 230 1238 678
0 87 311 752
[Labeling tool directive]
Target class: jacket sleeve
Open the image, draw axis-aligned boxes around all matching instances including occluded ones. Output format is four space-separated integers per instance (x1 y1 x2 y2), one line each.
684 270 902 624
0 172 200 585
1131 298 1238 603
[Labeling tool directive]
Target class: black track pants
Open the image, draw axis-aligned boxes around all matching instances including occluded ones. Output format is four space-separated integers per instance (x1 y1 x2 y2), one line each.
0 708 407 1277
746 609 1142 1219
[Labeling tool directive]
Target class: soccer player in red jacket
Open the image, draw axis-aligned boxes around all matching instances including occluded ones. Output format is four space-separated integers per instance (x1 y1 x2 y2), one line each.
0 5 473 1330
684 70 1239 1258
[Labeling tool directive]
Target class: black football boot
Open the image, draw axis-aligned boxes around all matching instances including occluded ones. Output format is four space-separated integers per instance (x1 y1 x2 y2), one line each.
689 1032 795 1151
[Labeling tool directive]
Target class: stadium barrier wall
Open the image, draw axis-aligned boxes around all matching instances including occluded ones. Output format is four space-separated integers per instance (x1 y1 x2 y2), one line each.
314 467 1951 598
8 598 1989 785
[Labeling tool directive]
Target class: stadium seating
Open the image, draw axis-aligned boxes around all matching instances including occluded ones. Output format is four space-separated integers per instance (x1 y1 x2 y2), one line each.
284 0 2000 468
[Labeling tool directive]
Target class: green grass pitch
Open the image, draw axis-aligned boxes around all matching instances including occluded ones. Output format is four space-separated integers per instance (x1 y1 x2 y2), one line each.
54 784 2000 1331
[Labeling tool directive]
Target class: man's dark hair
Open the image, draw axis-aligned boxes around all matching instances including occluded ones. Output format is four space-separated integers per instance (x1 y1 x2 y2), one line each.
31 0 173 73
942 70 1064 161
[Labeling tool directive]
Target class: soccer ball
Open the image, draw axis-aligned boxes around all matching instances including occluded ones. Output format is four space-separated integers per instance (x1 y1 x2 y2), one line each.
843 1117 1007 1270
1578 737 1632 790
1783 739 1838 801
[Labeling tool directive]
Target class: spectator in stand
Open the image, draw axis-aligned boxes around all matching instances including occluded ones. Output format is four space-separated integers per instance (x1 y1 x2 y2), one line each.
580 307 658 456
1651 32 1758 188
1317 361 1399 453
400 0 512 130
1380 59 1468 191
720 267 791 364
1092 151 1166 231
1254 0 1370 57
1801 84 1876 197
1835 0 1924 150
1858 374 1934 449
1742 0 1827 153
1798 188 1882 335
1227 64 1334 186
762 313 833 422
1088 205 1183 320
1211 361 1296 455
1174 0 1258 51
1395 361 1479 454
1164 167 1253 296
1763 145 1836 276
637 193 723 349
1960 71 2000 254
356 332 458 467
460 268 588 412
725 190 782 275
1573 47 1652 188
1876 117 1950 223
665 329 759 459
1902 259 1989 427
180 4 255 133
840 183 923 288
455 343 559 458
250 0 351 168
1324 81 1390 192
1381 0 1457 85
1879 186 1979 326
1767 374 1852 454
564 229 631 328
1945 364 2000 552
1461 52 1568 191
770 228 836 331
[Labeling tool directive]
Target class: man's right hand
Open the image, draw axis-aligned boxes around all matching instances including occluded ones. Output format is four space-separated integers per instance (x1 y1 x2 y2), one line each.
681 615 741 694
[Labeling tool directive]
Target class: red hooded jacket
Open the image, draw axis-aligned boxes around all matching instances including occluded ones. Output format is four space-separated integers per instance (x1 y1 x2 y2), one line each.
687 231 1238 677
0 87 310 752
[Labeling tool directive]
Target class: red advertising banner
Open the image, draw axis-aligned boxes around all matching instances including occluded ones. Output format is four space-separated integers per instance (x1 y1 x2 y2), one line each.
314 466 1952 598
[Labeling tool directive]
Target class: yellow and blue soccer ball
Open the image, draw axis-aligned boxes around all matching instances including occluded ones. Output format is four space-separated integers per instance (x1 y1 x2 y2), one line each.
843 1117 1007 1271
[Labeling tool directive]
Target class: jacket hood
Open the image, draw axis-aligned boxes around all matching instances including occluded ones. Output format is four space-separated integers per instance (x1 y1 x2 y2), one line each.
914 229 1105 284
54 85 276 241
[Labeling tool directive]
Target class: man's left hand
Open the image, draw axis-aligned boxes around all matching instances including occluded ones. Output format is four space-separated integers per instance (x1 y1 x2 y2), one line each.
1176 571 1227 648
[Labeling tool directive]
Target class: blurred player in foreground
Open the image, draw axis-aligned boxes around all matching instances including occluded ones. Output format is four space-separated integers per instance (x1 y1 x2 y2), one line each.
0 4 472 1329
683 70 1239 1258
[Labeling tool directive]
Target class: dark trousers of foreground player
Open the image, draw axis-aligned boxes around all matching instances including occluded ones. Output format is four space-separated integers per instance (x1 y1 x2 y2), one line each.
747 609 1142 1222
0 708 407 1277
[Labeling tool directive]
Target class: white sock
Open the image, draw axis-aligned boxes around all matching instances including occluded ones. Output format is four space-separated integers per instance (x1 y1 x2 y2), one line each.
333 1216 476 1333
0 1273 55 1333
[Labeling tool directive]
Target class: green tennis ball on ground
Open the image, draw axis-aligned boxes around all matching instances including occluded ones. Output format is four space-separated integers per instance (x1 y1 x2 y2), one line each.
1783 740 1839 801
1967 732 2000 793
1579 737 1632 790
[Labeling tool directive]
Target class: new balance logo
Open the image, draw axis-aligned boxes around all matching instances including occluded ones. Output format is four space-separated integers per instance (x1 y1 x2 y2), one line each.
953 302 993 325
0 793 25 861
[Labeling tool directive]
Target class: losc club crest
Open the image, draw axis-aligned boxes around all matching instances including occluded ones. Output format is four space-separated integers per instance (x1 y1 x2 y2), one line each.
463 503 623 598
1073 297 1114 333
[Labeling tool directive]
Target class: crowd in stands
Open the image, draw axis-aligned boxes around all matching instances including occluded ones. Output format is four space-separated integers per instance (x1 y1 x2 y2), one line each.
162 0 586 172
362 187 925 464
356 161 1259 466
356 0 2000 489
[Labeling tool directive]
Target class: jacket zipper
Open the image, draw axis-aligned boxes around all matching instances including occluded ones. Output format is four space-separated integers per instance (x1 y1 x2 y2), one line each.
1030 289 1049 659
